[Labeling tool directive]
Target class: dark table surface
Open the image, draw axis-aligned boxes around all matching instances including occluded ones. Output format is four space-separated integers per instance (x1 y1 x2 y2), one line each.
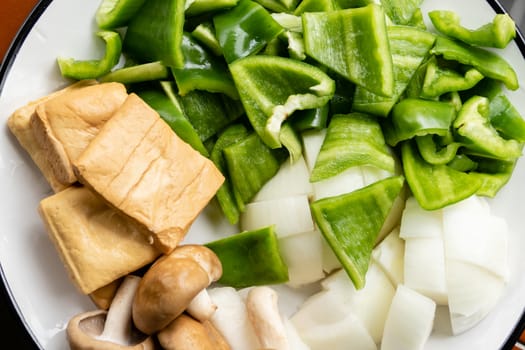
1 0 525 349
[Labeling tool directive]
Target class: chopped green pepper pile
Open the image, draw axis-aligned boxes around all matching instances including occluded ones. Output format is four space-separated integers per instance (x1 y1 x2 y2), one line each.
58 0 524 289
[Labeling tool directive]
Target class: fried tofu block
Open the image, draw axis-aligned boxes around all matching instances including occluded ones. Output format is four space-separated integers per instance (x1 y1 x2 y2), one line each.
7 80 97 192
30 82 128 187
38 186 161 295
73 93 225 254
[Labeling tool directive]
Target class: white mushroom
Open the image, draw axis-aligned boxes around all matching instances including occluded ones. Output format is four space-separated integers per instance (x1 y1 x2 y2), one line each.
67 275 154 350
245 286 290 350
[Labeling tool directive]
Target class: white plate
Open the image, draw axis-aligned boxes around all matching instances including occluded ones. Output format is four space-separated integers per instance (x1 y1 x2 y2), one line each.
0 0 524 349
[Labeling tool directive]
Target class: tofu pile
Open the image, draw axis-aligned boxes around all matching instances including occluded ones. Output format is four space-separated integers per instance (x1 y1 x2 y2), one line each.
7 81 224 299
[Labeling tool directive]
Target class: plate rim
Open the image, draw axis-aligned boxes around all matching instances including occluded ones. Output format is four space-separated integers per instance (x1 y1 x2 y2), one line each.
0 0 524 349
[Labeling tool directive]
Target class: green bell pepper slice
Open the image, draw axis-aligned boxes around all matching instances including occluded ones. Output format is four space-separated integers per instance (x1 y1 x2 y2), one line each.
303 4 394 97
224 132 285 206
57 30 122 80
447 154 478 172
293 0 336 14
352 25 436 117
310 175 404 289
466 78 525 142
205 226 289 288
95 0 146 29
229 55 335 149
213 0 284 63
421 56 484 99
186 0 239 16
177 90 244 142
123 0 185 68
380 0 424 25
334 0 373 9
384 98 457 147
431 35 519 91
291 104 329 132
429 11 516 49
254 0 299 12
469 157 518 197
311 113 396 182
210 124 251 224
453 95 523 160
401 140 482 210
172 33 239 100
136 87 209 156
415 134 461 165
99 61 169 84
191 22 223 56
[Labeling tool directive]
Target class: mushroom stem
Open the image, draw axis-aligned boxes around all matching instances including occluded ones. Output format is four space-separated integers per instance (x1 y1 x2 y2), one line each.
245 286 289 350
98 275 141 345
187 289 217 322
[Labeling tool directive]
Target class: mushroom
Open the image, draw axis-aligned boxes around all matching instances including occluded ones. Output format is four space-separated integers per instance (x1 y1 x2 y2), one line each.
245 286 290 350
157 313 231 350
66 275 154 350
132 244 222 334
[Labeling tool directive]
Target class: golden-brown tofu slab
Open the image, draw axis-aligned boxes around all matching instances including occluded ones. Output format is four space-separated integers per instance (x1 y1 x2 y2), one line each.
31 82 128 187
7 80 97 192
73 93 225 254
38 186 160 295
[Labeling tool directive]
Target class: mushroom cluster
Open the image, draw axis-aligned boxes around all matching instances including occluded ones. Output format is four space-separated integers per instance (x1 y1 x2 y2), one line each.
66 244 228 349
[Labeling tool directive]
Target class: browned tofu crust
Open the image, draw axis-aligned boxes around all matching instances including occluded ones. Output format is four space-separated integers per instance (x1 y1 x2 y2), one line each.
30 82 128 187
6 80 98 192
73 93 225 254
38 186 160 295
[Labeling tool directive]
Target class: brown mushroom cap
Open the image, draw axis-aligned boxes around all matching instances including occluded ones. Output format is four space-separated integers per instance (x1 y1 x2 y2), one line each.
157 314 231 350
132 245 222 335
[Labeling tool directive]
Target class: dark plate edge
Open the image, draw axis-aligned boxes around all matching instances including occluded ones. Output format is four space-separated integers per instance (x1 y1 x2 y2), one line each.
0 1 53 349
0 0 524 350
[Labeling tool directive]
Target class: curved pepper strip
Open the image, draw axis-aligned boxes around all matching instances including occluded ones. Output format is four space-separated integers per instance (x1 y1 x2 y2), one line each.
293 0 336 14
57 30 122 80
99 61 169 84
123 0 185 68
431 36 519 91
186 0 239 16
303 4 394 97
310 175 405 289
172 33 239 100
415 134 461 165
311 113 396 182
213 0 284 63
401 140 482 210
95 0 146 29
254 0 299 12
229 55 335 149
353 25 436 117
383 98 456 147
453 95 523 161
421 56 484 98
447 154 478 172
429 11 516 49
191 22 223 56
